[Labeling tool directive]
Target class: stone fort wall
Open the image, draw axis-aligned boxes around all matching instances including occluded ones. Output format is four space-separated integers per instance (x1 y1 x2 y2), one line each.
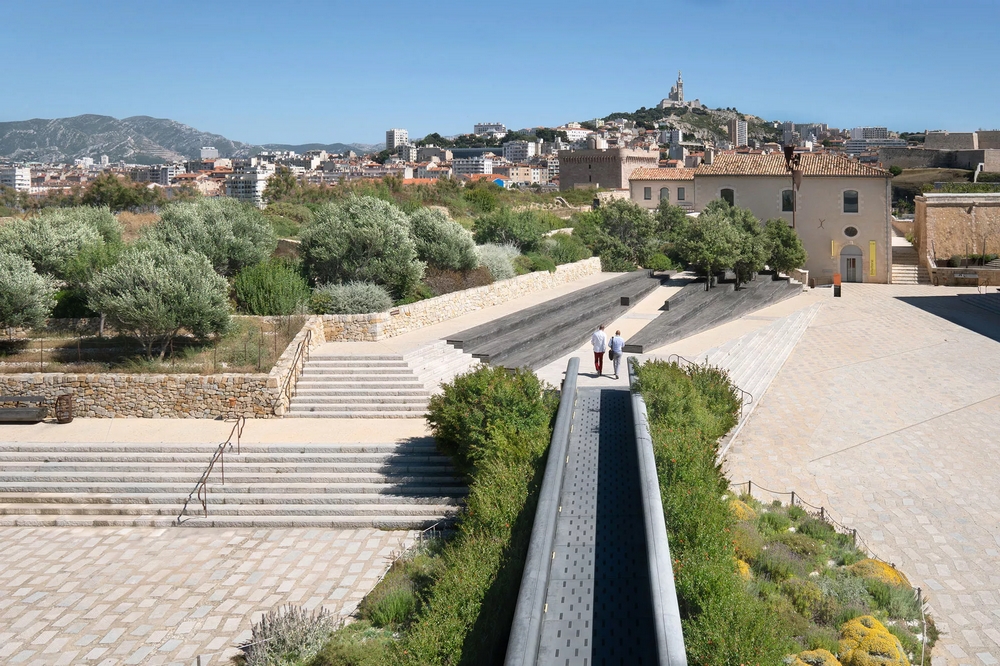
321 257 603 342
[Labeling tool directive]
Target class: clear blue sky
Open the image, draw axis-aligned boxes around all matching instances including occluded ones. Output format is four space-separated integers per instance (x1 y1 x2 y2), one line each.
3 0 999 145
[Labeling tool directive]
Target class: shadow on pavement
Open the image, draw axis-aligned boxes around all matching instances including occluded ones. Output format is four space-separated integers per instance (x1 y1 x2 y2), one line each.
895 295 1000 344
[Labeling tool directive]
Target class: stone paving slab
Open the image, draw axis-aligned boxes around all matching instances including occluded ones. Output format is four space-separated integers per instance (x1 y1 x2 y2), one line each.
0 527 414 665
724 284 1000 666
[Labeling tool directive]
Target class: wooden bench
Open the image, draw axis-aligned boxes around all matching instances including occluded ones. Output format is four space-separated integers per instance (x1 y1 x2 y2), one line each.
0 396 48 423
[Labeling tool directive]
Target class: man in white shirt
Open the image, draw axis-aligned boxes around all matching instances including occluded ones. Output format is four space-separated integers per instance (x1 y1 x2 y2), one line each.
609 329 625 379
591 324 608 376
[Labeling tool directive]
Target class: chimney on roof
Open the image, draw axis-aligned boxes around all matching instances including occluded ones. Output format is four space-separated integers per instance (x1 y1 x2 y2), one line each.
704 147 714 165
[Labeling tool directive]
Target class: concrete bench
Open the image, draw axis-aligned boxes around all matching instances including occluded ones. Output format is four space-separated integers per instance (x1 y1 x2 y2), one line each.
0 396 47 423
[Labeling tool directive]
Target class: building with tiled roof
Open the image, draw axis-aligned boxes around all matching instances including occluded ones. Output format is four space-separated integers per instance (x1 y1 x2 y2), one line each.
626 151 893 284
694 152 890 178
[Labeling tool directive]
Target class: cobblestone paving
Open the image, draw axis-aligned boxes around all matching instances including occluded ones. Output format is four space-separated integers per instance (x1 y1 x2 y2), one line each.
0 527 414 665
725 285 1000 666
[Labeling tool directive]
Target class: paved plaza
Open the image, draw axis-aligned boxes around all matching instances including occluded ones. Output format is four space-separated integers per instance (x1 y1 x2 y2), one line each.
725 284 1000 666
0 527 413 665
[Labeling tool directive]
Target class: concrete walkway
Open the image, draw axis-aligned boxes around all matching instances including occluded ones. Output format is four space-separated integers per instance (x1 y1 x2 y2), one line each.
0 526 413 665
724 284 999 666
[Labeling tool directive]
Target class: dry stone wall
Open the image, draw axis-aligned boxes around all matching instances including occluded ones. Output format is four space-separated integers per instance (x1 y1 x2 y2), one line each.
321 257 602 341
0 316 328 420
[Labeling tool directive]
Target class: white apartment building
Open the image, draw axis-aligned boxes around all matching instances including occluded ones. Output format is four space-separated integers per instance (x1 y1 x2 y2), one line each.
850 127 889 141
201 146 220 159
474 122 507 136
226 162 275 208
558 126 593 142
397 144 418 162
503 140 537 162
728 119 748 147
386 129 409 151
0 166 32 192
453 156 493 176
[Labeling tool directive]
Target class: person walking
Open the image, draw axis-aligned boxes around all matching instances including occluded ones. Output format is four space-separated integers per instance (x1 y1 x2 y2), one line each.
609 329 625 379
591 324 608 376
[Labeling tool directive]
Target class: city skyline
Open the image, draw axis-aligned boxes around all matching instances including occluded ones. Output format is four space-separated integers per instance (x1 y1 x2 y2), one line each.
2 0 1000 145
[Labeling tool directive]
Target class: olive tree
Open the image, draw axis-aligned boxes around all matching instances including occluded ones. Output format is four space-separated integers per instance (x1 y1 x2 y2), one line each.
674 205 742 290
87 245 231 360
0 251 57 332
146 198 277 276
409 207 478 271
0 206 121 279
300 196 424 299
763 219 809 274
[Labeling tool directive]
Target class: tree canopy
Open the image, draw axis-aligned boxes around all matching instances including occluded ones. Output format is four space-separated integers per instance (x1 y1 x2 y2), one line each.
145 198 277 276
300 195 424 299
0 251 57 331
87 245 231 360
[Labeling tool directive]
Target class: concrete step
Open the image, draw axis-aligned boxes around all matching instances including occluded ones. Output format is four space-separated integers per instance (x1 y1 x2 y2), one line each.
0 461 454 474
0 492 465 505
3 481 466 494
0 515 453 529
285 409 430 418
0 502 460 517
0 442 441 454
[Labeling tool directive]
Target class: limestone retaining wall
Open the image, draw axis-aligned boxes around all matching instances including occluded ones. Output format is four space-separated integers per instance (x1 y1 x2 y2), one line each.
321 257 603 342
0 316 328 419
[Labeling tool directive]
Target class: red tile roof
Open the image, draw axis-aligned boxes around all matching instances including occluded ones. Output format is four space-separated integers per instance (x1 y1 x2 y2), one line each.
695 153 889 177
629 167 696 181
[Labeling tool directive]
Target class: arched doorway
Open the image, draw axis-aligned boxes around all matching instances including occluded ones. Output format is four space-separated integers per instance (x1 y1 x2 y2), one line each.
840 245 863 283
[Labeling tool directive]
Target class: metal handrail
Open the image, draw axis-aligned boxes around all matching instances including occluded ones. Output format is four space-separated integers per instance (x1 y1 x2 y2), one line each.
177 415 246 523
505 358 579 666
666 354 753 419
274 329 312 414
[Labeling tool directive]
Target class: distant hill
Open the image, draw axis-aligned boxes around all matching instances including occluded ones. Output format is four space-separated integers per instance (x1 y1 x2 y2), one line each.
597 104 781 144
0 114 253 164
0 115 380 164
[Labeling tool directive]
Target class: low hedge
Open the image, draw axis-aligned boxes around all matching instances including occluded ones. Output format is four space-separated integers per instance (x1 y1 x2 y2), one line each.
307 365 557 666
633 359 935 665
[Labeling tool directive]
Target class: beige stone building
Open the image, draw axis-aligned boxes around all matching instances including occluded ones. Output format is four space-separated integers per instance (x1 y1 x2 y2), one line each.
627 153 893 283
914 193 1000 266
558 147 658 190
627 168 696 211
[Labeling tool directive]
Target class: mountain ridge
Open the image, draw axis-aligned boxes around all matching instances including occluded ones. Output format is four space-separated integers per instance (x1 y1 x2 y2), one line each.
0 114 376 164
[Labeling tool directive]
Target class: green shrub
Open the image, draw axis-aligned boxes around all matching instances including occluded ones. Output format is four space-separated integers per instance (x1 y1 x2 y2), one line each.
462 185 499 214
265 202 315 238
309 282 392 315
475 243 518 281
646 252 675 271
754 543 804 581
759 510 792 535
803 626 841 653
782 579 824 617
147 198 277 276
788 504 807 521
409 207 478 271
797 517 837 542
398 366 556 664
301 196 424 299
634 359 790 665
775 532 823 558
542 232 591 265
426 365 552 476
512 254 533 275
233 260 311 316
472 208 546 251
524 252 557 273
864 579 920 620
732 522 765 562
598 240 638 271
0 251 57 330
366 588 416 629
51 288 93 318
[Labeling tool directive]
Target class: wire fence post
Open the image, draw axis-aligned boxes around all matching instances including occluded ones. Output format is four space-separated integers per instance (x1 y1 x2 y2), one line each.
747 480 752 497
820 506 825 521
852 528 857 546
790 490 796 506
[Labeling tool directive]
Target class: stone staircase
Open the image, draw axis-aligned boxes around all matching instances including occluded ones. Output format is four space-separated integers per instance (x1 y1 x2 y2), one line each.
892 245 930 285
689 304 821 456
0 439 465 528
286 342 478 418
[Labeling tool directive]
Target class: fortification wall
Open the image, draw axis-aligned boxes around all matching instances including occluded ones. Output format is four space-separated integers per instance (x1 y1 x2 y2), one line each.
321 257 603 342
